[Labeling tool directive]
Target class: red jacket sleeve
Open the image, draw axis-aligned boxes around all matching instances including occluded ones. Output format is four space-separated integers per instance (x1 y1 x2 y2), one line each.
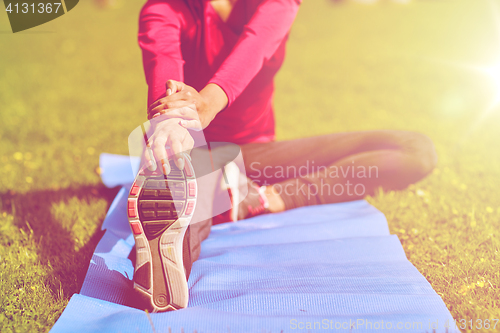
138 0 186 106
208 0 301 107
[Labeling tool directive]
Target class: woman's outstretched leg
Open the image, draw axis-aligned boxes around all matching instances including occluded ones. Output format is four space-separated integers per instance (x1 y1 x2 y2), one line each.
240 130 437 211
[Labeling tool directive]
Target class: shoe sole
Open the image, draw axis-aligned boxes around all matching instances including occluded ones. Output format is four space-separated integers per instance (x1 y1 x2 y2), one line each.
127 157 196 312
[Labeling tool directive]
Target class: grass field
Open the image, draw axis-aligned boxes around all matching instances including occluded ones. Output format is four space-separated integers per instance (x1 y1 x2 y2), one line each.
1 0 500 331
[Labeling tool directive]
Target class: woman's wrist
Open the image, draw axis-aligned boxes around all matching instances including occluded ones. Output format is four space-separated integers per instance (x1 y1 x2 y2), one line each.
199 83 228 127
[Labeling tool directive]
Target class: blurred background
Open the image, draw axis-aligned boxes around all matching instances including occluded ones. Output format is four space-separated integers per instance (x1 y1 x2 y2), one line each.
1 0 499 331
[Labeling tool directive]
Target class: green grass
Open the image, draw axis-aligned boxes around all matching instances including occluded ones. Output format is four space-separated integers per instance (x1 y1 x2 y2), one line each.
1 0 500 331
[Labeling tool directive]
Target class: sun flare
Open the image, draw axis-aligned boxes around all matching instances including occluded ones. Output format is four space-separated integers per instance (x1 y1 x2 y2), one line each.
483 65 500 105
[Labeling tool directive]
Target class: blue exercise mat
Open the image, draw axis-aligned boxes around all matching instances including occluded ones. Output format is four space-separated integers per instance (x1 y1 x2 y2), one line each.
50 154 458 333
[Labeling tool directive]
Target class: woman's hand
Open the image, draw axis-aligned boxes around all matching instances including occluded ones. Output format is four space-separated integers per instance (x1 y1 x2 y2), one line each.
150 104 204 131
144 116 194 175
147 80 228 130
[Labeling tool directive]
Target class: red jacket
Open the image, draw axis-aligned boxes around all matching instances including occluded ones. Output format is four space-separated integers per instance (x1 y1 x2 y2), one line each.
139 0 301 144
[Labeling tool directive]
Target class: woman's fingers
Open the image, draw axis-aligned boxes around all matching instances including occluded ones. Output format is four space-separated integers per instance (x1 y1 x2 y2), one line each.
148 85 185 112
148 118 195 175
141 143 157 171
148 92 195 118
181 131 195 153
138 124 157 171
180 119 203 131
150 106 201 126
146 145 157 171
166 90 193 102
149 100 191 116
160 106 198 119
166 79 185 96
149 91 193 109
170 136 185 170
152 134 171 175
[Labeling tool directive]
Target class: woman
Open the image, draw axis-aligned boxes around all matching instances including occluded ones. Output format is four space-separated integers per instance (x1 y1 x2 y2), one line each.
128 0 437 312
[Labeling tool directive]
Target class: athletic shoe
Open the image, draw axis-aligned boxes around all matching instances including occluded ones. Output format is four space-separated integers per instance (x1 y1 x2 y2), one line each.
127 155 197 312
221 162 269 222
